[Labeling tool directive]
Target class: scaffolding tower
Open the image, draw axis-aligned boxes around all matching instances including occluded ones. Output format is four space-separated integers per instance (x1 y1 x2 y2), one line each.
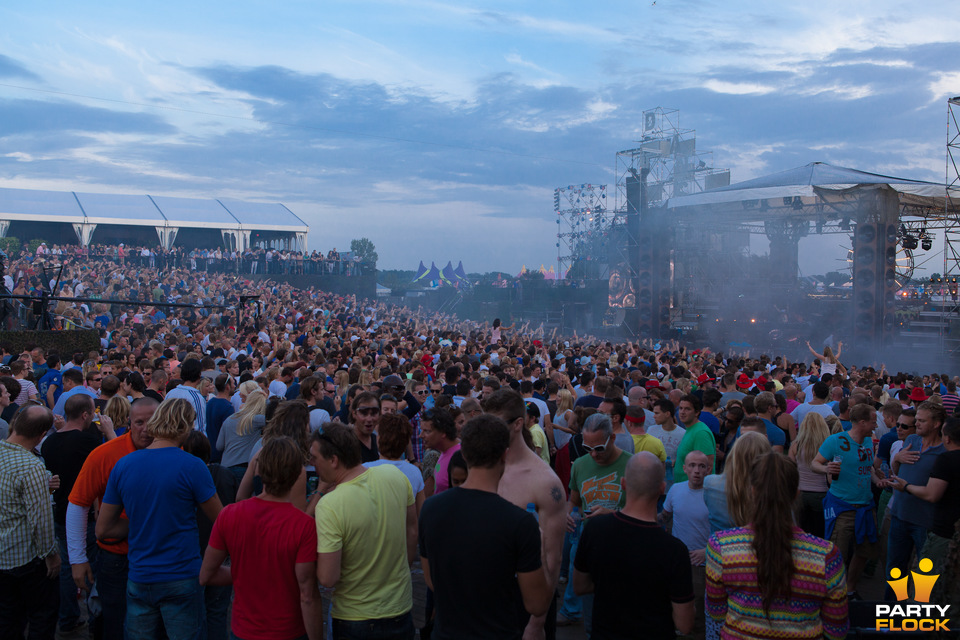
555 183 609 280
614 107 730 210
941 96 960 349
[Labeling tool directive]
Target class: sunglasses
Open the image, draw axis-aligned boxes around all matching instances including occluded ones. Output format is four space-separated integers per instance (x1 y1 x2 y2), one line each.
325 388 336 394
896 423 913 429
431 388 442 393
582 435 612 454
355 407 380 417
415 390 429 396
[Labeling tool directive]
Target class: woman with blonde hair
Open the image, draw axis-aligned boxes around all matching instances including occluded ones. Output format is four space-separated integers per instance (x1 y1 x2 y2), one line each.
788 412 831 538
552 389 577 448
104 396 130 435
96 398 222 640
703 431 772 533
806 341 846 377
217 389 268 482
334 369 350 397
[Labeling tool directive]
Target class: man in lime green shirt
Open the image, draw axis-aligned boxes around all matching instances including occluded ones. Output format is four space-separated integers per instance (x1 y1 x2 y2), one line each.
312 424 417 638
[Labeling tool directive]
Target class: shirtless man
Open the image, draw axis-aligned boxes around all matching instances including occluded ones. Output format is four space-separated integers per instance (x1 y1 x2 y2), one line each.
485 389 566 640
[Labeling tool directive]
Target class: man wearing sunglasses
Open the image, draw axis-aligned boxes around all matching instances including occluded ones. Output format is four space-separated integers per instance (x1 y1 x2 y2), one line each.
562 413 632 632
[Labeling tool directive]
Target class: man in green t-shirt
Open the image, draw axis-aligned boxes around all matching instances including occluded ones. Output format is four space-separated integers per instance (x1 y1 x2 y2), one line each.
562 413 633 632
673 394 716 483
311 424 416 638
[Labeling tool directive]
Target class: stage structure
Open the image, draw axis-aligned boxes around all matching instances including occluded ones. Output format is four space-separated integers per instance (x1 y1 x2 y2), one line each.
555 184 609 281
663 162 953 353
608 108 730 337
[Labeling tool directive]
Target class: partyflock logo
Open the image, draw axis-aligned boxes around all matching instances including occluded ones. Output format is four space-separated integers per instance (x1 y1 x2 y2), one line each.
875 558 951 632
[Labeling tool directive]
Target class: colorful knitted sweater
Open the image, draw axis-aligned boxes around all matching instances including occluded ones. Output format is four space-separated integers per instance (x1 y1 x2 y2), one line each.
705 526 848 640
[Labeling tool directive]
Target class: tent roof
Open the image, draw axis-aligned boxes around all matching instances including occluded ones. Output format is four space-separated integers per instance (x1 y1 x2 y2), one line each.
0 187 308 232
667 162 947 210
0 187 84 220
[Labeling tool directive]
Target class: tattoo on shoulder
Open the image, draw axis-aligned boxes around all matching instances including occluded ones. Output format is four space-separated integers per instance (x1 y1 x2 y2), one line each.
550 486 563 503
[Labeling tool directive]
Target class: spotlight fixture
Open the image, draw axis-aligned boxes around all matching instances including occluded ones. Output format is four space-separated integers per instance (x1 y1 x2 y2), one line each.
903 235 919 250
840 217 851 231
922 236 933 251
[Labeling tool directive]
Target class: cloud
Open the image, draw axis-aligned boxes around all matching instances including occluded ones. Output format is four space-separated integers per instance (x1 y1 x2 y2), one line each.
0 54 40 81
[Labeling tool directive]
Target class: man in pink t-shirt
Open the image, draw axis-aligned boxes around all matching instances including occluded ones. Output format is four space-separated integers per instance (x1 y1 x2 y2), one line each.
201 437 321 640
422 408 461 494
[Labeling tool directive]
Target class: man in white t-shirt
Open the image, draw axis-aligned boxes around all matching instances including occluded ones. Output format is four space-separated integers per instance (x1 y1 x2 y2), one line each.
661 450 710 638
646 399 685 469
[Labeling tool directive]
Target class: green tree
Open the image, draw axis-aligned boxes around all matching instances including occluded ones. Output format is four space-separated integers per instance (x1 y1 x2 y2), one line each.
350 238 378 267
931 273 942 282
0 237 20 254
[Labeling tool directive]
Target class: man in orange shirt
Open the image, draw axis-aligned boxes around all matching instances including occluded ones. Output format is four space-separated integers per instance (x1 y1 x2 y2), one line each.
66 397 158 639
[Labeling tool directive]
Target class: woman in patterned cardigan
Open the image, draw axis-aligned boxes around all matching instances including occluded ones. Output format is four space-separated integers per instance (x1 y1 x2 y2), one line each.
706 453 849 640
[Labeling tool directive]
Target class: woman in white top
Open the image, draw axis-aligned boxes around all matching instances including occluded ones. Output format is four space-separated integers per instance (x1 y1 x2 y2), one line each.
490 318 514 344
806 341 846 377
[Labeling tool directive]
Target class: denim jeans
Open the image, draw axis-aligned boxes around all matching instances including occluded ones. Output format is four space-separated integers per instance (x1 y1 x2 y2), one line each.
205 584 232 640
559 525 582 621
55 521 98 631
95 548 129 640
0 558 59 640
127 577 205 640
885 516 927 600
331 612 414 640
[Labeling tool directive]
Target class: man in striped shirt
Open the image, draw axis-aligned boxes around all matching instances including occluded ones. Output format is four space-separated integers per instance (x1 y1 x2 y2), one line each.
165 357 206 433
0 405 60 639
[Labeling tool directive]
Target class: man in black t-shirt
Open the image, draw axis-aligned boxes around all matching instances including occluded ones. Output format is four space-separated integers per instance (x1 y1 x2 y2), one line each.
41 394 111 633
419 414 552 640
573 451 695 639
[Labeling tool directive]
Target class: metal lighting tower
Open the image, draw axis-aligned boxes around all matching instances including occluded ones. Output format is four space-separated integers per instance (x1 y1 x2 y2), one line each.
941 97 960 350
555 183 609 281
615 107 729 211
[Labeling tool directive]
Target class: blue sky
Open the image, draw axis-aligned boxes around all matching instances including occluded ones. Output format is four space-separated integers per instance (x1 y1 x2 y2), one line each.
1 1 959 274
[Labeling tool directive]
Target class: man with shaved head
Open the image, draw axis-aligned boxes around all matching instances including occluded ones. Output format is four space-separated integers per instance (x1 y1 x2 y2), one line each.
573 452 694 638
661 450 711 637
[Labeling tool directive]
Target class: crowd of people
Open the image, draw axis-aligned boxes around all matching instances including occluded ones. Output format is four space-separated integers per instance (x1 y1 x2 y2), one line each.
21 242 366 277
0 246 959 640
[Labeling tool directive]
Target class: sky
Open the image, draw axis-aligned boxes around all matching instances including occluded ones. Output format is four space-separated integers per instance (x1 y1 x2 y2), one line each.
1 1 959 275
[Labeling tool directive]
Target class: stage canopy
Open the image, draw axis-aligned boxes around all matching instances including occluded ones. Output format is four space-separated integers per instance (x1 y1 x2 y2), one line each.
667 162 947 213
0 187 309 251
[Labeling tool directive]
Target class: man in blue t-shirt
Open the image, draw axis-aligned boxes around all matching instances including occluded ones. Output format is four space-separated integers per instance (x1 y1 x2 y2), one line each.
812 403 882 598
37 355 63 409
97 401 221 639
